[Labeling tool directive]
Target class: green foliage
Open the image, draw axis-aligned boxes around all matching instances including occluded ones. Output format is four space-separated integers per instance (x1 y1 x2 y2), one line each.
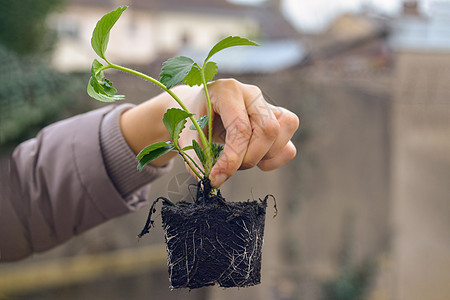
161 37 257 89
204 36 260 63
211 142 224 165
162 108 193 143
190 115 208 130
183 62 218 87
182 65 202 87
322 263 373 300
0 0 63 55
91 6 127 60
88 7 258 180
87 59 124 102
0 0 84 146
203 62 219 83
0 46 84 146
192 140 207 168
87 7 128 102
136 142 175 171
160 56 195 89
136 142 175 160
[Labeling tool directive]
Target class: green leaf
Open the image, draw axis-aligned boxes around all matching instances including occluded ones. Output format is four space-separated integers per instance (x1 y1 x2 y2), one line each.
163 108 193 143
87 59 125 102
137 146 175 171
211 142 224 165
204 36 259 63
203 61 218 82
182 65 202 87
91 6 127 60
136 141 174 160
181 145 194 151
160 56 195 89
183 61 217 87
192 140 207 168
189 115 208 130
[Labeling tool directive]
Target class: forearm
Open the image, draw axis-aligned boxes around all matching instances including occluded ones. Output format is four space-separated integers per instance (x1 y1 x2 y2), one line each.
0 105 173 261
1 107 128 261
120 85 203 167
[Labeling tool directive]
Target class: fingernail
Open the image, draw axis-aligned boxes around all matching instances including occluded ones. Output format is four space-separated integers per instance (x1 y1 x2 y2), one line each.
211 173 227 188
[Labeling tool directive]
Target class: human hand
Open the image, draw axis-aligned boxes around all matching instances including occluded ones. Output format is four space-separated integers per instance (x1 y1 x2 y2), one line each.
120 79 299 188
178 79 299 187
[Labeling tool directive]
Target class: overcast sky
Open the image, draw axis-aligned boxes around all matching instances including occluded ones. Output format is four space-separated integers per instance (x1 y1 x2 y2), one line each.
230 0 432 32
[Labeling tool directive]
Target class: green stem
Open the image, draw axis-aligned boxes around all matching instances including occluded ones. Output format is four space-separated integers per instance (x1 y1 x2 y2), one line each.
97 63 212 176
200 67 214 174
181 152 205 177
178 151 203 179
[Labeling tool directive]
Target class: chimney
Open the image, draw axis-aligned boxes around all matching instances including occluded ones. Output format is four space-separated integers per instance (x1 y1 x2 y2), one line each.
403 1 420 16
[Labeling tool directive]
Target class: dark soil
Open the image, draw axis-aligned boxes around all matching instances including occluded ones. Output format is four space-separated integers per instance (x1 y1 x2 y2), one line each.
138 179 271 289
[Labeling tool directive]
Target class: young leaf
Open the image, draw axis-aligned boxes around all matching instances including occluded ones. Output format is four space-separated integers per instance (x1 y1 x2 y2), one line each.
182 65 202 87
160 56 195 89
183 61 218 87
204 36 259 63
189 115 208 130
211 142 224 165
181 145 194 151
137 146 174 171
136 141 174 160
87 59 125 102
163 108 193 143
91 6 127 60
192 140 207 168
203 61 218 82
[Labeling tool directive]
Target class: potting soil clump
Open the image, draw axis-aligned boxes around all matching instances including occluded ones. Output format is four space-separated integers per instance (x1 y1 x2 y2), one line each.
138 179 272 289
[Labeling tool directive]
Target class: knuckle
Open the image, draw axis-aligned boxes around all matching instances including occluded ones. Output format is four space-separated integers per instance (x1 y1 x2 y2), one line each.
261 118 280 139
233 119 252 138
218 78 241 90
281 111 300 133
210 79 243 110
218 79 263 101
246 84 262 98
243 85 263 104
241 159 257 170
216 152 241 176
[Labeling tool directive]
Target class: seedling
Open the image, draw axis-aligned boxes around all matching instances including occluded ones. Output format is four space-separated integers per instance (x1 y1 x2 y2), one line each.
87 6 258 190
88 6 272 289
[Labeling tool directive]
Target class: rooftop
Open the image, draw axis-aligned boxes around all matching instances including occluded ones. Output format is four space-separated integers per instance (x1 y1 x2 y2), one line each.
68 0 299 40
180 39 307 74
389 1 450 51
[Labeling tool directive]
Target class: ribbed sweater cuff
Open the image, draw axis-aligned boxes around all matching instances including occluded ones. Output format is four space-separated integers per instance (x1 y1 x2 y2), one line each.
100 104 172 199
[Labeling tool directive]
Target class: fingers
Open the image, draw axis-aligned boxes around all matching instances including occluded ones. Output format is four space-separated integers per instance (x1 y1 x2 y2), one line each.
209 81 252 187
257 141 297 171
262 106 299 160
208 79 299 187
239 88 280 170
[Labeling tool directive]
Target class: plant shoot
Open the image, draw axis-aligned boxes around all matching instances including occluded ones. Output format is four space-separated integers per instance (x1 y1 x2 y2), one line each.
87 6 259 192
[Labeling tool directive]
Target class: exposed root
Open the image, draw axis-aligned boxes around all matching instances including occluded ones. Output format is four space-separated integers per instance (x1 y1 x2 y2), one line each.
263 194 277 218
138 178 271 289
162 202 266 289
137 197 174 239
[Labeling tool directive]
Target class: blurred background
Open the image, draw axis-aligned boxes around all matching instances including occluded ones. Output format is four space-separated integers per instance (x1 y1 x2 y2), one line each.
1 0 449 299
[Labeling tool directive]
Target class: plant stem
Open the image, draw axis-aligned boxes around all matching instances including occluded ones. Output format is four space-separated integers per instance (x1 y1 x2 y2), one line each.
200 70 213 144
97 63 213 176
181 151 205 177
178 151 203 179
200 67 214 175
